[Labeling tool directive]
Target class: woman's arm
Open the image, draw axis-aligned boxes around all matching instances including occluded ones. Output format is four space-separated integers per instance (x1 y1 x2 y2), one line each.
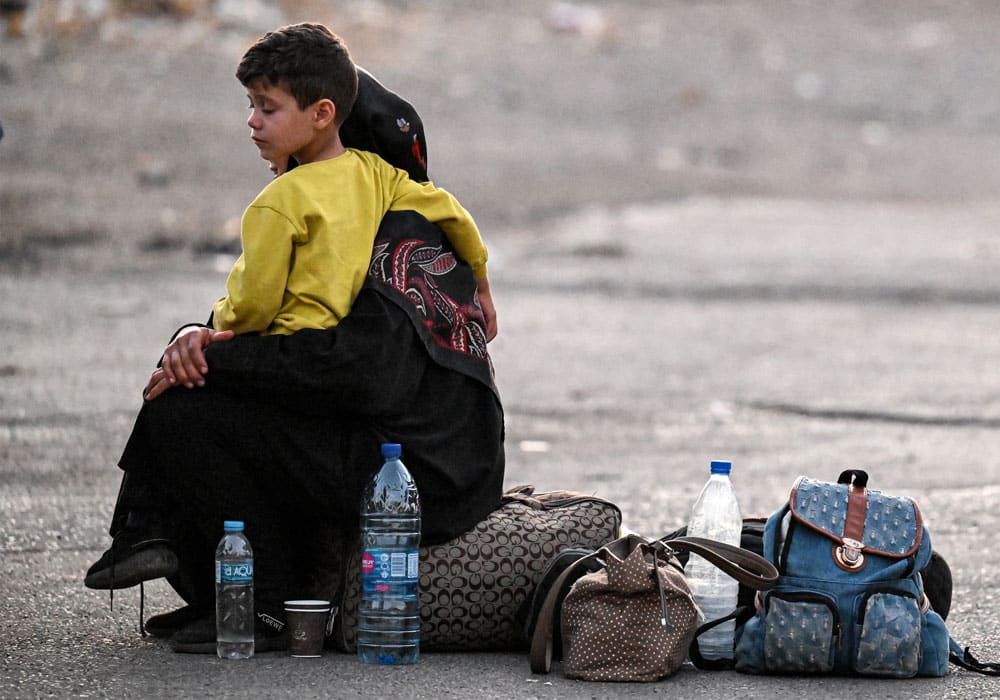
144 326 235 400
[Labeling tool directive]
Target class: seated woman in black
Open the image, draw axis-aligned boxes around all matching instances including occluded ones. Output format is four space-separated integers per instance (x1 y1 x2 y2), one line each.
84 69 505 652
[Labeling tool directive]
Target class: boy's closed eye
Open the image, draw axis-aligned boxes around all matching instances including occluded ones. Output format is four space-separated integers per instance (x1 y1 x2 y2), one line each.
247 97 275 115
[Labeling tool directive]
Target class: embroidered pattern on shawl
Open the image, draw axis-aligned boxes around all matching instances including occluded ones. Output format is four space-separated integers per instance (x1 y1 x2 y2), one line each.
365 211 496 394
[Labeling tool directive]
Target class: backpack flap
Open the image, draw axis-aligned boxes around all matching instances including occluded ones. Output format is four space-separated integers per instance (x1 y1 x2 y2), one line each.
779 471 931 582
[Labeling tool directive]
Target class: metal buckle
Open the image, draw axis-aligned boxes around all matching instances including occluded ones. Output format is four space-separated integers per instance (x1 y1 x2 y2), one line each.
833 537 866 571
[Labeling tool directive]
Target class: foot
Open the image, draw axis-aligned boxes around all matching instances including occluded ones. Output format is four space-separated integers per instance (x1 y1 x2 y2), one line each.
84 531 179 590
145 605 205 639
170 611 288 654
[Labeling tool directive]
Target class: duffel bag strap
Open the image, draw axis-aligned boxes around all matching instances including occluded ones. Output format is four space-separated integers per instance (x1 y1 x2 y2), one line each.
688 607 748 670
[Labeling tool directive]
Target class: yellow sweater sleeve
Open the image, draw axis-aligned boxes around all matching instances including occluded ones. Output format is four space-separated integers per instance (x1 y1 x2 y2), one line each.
212 204 300 334
387 175 489 279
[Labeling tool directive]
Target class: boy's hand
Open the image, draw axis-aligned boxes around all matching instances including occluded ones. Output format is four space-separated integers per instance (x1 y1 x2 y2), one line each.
477 275 498 342
147 327 235 399
269 156 289 177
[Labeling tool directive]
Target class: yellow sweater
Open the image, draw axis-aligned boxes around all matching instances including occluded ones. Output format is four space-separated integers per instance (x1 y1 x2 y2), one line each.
213 149 488 336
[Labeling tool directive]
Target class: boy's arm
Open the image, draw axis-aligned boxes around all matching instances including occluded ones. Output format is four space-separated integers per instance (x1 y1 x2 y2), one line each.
388 179 489 280
388 178 498 339
213 205 299 334
476 273 498 342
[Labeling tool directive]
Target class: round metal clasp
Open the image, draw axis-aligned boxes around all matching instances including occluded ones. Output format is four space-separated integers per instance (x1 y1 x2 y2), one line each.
833 537 866 571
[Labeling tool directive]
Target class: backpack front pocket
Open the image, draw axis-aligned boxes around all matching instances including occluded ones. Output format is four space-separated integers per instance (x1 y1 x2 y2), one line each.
763 592 839 673
854 590 921 677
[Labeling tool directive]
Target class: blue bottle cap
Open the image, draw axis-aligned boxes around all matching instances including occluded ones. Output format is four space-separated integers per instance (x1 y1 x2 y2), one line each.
710 460 732 475
223 520 244 532
381 443 402 459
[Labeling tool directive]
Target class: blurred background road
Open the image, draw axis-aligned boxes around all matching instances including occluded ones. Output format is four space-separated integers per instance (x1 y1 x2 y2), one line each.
2 1 999 697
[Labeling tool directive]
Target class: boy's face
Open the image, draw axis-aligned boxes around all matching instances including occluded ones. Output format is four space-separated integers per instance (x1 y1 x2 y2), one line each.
245 79 318 164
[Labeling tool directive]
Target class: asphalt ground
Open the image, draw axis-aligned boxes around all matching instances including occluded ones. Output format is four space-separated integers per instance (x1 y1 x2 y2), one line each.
3 198 1000 698
3 2 1000 698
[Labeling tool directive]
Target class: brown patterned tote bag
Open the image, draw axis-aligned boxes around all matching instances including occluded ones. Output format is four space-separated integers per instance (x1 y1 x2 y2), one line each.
529 534 777 682
332 486 622 651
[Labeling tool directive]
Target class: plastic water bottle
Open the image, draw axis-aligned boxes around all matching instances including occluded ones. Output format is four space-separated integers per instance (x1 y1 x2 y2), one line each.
357 443 421 664
215 520 254 659
686 460 742 660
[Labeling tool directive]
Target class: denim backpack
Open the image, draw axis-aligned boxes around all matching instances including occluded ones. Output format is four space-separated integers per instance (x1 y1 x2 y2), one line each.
732 470 998 677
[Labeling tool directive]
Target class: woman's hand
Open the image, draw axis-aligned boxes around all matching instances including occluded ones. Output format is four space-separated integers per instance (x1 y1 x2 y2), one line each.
144 327 235 400
477 275 498 342
142 367 173 402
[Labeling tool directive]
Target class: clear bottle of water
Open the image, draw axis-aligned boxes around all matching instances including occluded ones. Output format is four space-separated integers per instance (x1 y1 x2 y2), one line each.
215 520 254 660
357 443 421 665
686 460 743 660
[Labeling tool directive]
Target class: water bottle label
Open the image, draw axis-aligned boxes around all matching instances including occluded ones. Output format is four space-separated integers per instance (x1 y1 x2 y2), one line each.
361 548 418 592
216 559 253 584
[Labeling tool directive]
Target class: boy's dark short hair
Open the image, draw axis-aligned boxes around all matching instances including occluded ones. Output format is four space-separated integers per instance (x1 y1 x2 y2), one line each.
237 23 358 126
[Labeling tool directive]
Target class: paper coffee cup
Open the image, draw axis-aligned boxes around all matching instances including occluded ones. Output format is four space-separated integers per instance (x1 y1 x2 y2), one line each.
284 600 331 658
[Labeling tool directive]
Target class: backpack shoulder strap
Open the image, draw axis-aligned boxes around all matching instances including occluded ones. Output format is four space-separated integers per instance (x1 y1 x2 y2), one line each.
951 638 1000 676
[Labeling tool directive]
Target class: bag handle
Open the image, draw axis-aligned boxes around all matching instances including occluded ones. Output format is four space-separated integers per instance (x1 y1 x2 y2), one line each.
501 485 538 507
661 535 779 590
529 546 605 674
837 469 869 488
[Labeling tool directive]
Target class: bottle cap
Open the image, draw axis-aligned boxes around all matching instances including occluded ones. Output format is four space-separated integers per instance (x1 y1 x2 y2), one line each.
710 460 732 475
381 443 402 459
223 520 244 532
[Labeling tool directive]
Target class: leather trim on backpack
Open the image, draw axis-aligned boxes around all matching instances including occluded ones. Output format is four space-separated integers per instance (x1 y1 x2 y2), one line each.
788 476 923 559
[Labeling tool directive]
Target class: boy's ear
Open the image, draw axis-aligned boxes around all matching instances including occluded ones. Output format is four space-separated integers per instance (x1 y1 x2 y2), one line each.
313 99 337 129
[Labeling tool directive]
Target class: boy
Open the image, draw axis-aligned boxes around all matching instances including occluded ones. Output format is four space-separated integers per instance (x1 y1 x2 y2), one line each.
217 23 496 340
